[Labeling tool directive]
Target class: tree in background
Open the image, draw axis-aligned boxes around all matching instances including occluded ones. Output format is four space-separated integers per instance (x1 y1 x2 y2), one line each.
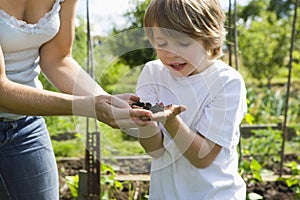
238 0 297 88
239 0 296 21
107 0 155 69
238 11 290 88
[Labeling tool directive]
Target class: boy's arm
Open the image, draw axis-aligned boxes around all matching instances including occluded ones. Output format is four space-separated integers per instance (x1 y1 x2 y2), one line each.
164 116 221 168
138 122 165 158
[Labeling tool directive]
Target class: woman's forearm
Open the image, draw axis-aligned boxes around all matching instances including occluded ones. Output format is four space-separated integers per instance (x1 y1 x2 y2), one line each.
0 77 94 117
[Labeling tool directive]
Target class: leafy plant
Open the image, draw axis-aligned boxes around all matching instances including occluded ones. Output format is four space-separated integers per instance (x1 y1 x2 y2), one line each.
52 140 84 158
61 162 126 199
242 128 282 167
246 87 287 124
64 175 79 198
45 116 76 135
101 162 124 199
239 9 290 87
240 158 263 184
278 160 300 197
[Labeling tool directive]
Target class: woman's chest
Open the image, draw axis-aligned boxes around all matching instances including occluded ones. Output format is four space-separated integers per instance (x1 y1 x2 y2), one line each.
0 0 55 25
0 0 61 52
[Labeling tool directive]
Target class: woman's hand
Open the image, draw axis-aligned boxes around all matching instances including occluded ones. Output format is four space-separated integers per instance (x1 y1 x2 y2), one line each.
94 94 153 128
115 93 142 105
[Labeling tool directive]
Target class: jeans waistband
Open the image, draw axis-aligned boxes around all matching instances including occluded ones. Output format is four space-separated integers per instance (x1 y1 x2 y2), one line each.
0 116 26 122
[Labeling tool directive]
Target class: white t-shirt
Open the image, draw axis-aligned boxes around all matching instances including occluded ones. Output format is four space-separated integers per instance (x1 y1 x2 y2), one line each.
136 59 247 200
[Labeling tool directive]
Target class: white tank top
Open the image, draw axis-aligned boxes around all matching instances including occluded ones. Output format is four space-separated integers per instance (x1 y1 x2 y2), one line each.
0 0 63 119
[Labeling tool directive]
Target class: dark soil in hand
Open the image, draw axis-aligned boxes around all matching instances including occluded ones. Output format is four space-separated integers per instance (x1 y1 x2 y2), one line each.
131 101 168 114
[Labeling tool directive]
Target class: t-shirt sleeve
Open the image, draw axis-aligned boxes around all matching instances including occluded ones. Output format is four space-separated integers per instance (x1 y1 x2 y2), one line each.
197 76 247 150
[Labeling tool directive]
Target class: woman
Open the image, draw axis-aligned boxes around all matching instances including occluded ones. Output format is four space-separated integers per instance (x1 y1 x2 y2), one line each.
0 0 151 199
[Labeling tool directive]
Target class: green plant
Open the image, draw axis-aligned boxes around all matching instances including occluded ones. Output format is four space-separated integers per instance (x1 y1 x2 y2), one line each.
246 85 300 125
278 160 300 197
61 162 130 199
240 158 263 184
99 123 145 157
101 162 124 199
52 136 84 158
246 88 286 124
241 128 282 167
64 175 79 198
45 116 76 135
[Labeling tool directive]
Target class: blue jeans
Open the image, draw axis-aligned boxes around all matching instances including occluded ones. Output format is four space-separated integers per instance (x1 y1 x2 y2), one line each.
0 116 59 200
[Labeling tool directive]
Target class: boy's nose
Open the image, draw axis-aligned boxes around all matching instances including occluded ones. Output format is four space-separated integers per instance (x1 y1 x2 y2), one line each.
166 50 180 58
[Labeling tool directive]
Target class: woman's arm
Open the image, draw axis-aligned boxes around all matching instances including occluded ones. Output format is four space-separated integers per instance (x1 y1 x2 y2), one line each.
39 0 104 96
0 0 152 128
0 45 75 116
37 0 154 128
1 45 152 127
0 0 90 116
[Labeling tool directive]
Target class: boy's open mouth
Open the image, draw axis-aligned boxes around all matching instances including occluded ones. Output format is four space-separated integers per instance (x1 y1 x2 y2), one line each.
170 63 186 71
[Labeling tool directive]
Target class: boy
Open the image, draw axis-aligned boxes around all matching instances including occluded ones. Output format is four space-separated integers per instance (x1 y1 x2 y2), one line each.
136 0 247 199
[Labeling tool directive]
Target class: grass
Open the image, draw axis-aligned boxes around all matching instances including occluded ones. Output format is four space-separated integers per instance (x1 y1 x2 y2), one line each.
100 125 146 158
51 116 146 158
52 138 85 158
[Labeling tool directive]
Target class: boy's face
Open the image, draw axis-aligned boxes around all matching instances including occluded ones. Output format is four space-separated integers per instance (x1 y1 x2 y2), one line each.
151 28 211 77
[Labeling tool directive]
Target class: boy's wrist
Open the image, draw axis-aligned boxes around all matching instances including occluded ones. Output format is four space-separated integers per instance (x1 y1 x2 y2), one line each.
139 121 161 138
165 115 180 129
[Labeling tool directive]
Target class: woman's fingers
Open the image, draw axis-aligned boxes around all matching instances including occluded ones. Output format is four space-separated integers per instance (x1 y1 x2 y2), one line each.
95 100 152 128
109 95 131 108
115 93 140 106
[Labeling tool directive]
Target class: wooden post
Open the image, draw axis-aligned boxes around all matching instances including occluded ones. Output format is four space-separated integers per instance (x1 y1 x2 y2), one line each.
85 131 101 199
84 0 101 197
77 170 88 200
279 0 299 177
227 0 233 66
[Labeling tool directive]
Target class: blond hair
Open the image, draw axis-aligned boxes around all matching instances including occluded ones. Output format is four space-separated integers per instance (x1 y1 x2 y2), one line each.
144 0 226 59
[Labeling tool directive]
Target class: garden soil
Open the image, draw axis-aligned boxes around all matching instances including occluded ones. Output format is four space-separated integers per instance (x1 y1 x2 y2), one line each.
57 154 299 200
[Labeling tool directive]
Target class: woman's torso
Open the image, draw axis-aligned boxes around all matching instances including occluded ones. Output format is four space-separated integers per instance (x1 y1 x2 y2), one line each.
0 0 63 119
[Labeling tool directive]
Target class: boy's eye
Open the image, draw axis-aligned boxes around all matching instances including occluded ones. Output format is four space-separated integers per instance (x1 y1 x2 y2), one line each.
155 41 167 47
156 43 167 47
179 42 192 47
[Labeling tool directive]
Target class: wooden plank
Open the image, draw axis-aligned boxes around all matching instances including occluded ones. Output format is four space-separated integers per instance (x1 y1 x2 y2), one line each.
114 174 150 182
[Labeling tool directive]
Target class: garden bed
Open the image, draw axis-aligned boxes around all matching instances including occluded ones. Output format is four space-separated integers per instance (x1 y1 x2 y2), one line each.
57 154 299 200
